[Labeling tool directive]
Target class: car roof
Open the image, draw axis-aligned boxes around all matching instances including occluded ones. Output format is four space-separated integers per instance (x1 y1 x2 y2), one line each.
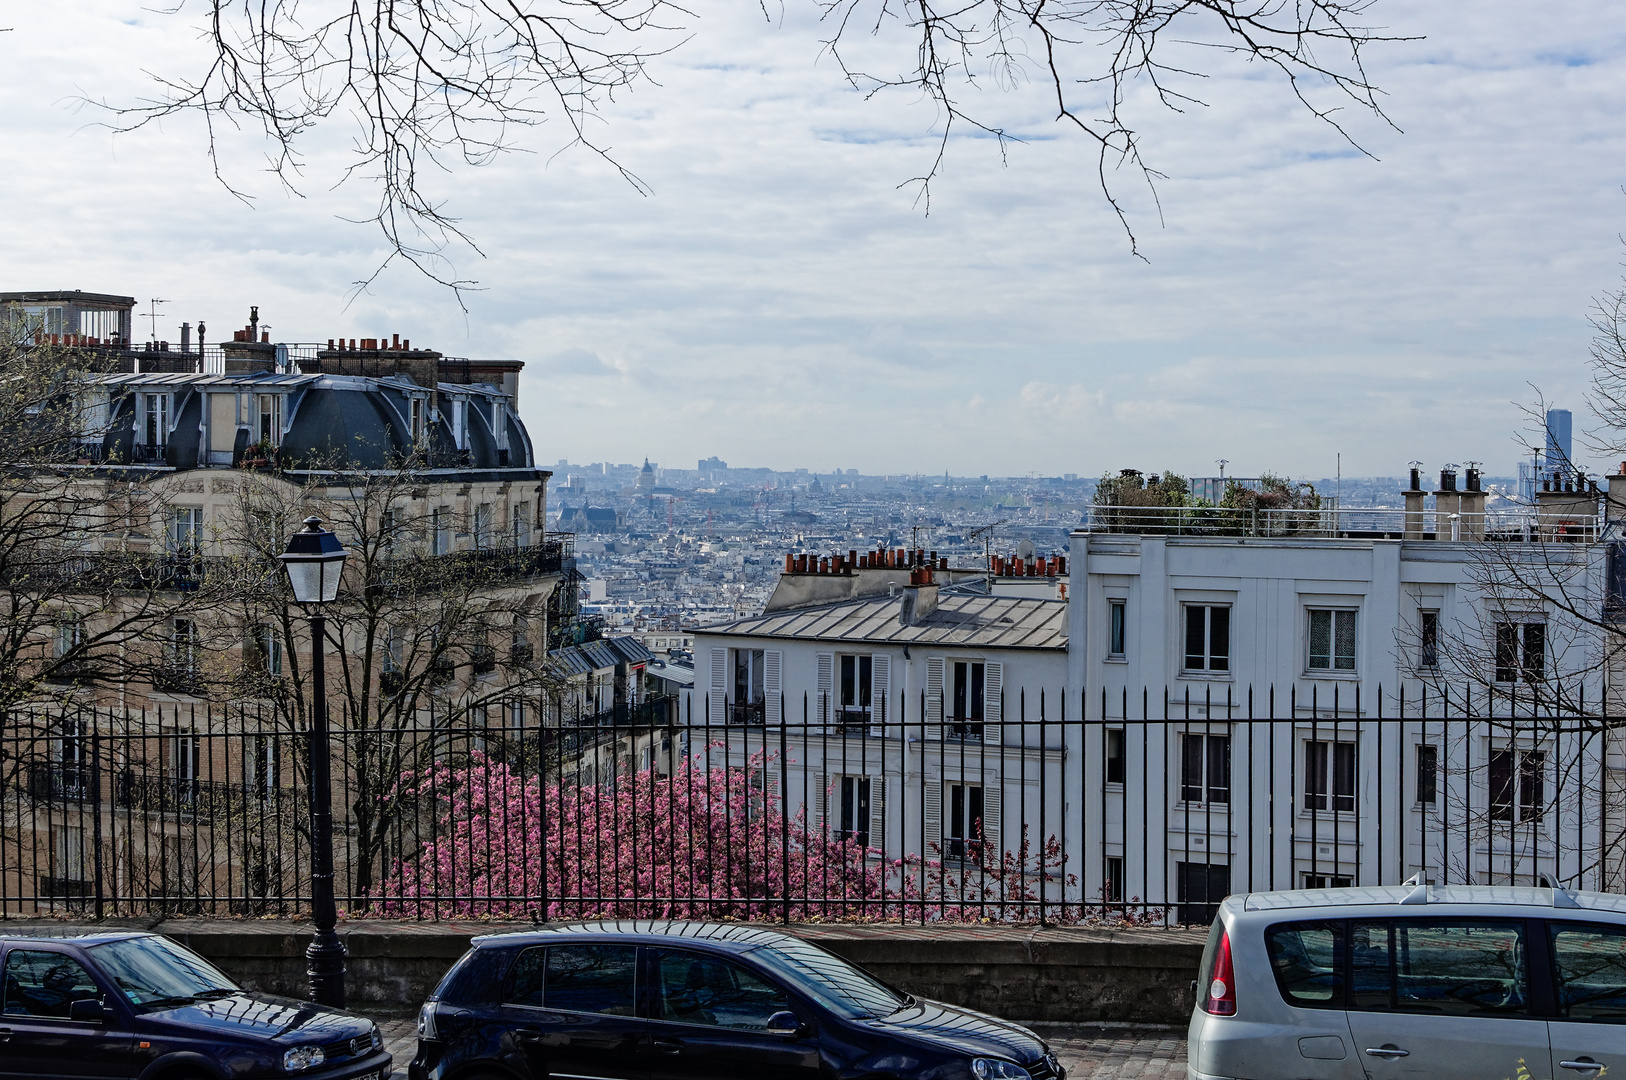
1233 884 1626 917
470 920 802 953
0 930 156 947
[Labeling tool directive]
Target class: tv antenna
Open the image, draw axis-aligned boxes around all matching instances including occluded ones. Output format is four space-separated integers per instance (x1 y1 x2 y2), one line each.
967 520 1007 590
142 299 169 342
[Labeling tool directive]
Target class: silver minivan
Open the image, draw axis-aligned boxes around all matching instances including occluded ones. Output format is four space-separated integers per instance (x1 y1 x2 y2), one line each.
1188 884 1626 1080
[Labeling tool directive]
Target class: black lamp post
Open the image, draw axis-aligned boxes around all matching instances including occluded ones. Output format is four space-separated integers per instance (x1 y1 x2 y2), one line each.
279 516 349 1007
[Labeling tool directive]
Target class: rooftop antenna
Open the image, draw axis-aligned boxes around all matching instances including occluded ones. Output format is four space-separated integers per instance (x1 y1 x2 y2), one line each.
142 298 169 342
967 520 1007 592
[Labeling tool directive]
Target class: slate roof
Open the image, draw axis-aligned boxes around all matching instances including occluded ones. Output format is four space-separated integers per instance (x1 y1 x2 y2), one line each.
702 594 1067 651
550 635 651 675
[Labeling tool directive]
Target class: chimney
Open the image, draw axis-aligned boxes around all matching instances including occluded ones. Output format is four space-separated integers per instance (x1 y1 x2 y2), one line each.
180 322 191 353
898 580 939 626
1458 463 1486 540
1403 462 1429 540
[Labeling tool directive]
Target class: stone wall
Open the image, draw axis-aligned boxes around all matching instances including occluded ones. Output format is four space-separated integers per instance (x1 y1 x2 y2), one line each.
7 919 1206 1024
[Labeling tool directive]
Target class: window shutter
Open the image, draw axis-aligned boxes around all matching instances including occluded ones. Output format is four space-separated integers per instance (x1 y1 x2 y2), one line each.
868 776 886 853
983 661 1003 745
709 648 727 725
765 650 783 724
816 652 834 731
980 783 1001 857
871 653 891 732
924 779 942 849
925 657 945 740
811 770 827 830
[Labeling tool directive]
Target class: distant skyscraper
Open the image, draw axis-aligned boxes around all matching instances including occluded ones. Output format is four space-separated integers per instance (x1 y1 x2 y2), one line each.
1546 408 1573 470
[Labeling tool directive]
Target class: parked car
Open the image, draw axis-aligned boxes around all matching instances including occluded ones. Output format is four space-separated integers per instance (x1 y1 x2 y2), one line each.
0 930 391 1080
1188 883 1626 1080
410 920 1064 1080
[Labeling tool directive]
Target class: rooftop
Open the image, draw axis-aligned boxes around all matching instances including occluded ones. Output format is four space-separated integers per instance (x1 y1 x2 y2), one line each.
704 592 1067 650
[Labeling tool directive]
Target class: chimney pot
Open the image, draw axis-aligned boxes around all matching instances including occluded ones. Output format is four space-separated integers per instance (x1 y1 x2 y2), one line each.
785 554 794 573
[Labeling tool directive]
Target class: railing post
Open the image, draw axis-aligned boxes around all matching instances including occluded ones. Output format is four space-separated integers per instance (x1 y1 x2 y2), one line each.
91 729 104 920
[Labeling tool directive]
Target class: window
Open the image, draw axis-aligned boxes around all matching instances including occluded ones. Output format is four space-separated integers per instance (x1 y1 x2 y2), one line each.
1420 610 1439 668
168 508 203 557
1489 747 1545 823
250 735 279 798
512 503 532 547
53 824 87 884
174 731 202 782
409 397 425 443
945 782 985 859
55 615 84 658
473 503 493 549
1495 622 1546 683
256 394 282 446
431 508 449 556
1416 744 1438 805
540 945 637 1015
653 949 790 1030
1184 605 1230 672
1265 921 1343 1008
1104 856 1125 903
1305 740 1356 812
169 619 199 672
950 660 984 741
1302 874 1352 889
1108 600 1126 657
1 950 100 1018
1308 608 1357 671
1551 922 1626 1020
251 625 283 676
506 947 547 1007
1350 919 1529 1016
142 393 170 448
733 648 766 723
1177 862 1231 926
1181 731 1231 804
450 399 467 450
837 776 871 847
1105 727 1126 785
840 654 872 728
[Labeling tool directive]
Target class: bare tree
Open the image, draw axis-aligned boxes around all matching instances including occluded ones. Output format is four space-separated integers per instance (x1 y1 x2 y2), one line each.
215 452 568 900
110 0 1406 292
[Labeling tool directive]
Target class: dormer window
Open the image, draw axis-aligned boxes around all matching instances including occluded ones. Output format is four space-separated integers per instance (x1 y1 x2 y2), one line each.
450 399 467 450
141 393 171 450
409 397 425 443
256 394 283 447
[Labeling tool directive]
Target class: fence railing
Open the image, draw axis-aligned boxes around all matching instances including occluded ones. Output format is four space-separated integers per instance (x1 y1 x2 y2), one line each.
2 686 1619 924
1083 503 1600 540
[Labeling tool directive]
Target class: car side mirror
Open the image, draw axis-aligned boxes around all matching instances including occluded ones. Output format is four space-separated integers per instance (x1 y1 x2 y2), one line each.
765 1011 803 1037
69 999 110 1023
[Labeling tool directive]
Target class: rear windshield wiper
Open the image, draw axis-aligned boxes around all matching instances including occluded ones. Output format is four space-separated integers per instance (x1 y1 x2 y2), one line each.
193 989 240 1001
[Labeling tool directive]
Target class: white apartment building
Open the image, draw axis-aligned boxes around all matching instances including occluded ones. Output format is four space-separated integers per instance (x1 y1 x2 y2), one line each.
687 472 1626 919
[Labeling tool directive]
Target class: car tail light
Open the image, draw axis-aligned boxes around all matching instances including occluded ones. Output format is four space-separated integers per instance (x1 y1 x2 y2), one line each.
1202 930 1237 1016
416 1002 439 1040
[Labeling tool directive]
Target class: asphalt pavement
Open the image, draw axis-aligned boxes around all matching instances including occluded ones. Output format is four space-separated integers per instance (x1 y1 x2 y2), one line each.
370 1015 1188 1079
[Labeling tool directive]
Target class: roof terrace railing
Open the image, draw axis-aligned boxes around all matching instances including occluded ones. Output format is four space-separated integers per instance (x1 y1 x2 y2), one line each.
1083 503 1603 541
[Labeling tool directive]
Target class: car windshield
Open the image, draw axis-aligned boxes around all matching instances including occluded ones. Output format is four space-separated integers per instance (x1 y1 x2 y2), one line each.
88 936 241 1009
750 939 908 1019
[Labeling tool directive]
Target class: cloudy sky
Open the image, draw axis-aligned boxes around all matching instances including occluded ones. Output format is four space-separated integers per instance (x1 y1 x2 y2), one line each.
3 1 1625 478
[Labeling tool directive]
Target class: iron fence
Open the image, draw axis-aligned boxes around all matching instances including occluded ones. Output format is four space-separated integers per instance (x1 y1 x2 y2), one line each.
2 685 1620 924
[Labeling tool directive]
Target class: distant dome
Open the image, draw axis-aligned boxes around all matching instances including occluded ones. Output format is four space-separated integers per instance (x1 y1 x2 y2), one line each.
636 457 657 490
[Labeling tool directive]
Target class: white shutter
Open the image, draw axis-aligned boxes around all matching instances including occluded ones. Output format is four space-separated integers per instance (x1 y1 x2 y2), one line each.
709 647 727 725
980 782 1001 857
816 652 834 731
870 653 891 734
924 779 942 851
868 776 886 854
983 661 1003 745
764 650 782 724
925 657 945 740
812 770 827 830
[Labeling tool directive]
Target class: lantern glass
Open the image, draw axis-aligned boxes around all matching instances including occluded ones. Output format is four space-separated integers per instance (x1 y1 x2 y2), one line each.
279 517 347 604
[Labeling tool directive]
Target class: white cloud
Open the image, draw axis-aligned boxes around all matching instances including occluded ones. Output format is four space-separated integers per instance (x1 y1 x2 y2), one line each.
1 0 1625 475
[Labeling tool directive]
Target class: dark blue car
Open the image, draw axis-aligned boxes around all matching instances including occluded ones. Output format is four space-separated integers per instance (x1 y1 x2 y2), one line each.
410 921 1063 1080
0 931 391 1080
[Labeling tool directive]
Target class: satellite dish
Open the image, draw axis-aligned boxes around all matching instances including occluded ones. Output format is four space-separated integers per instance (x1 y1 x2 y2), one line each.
1017 540 1035 560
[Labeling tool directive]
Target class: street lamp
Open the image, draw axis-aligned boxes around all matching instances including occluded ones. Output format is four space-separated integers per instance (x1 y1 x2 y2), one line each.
279 516 348 1007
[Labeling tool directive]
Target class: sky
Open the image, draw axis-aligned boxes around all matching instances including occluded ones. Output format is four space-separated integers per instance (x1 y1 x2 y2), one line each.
3 2 1626 479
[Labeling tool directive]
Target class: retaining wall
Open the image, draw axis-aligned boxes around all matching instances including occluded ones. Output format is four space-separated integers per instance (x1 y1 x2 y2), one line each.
4 919 1207 1024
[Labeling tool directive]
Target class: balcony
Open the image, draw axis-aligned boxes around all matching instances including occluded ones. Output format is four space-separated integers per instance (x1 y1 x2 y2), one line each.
28 763 93 802
835 707 873 736
153 665 205 696
946 716 985 742
729 701 765 726
38 875 94 900
580 695 679 727
114 771 285 820
470 646 497 676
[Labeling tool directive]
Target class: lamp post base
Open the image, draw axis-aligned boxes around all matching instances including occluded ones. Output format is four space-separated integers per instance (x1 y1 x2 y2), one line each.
306 930 348 1008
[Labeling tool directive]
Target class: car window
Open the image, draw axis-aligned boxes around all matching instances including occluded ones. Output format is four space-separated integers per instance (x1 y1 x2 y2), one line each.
1550 922 1626 1021
506 947 546 1008
1265 921 1343 1008
1349 922 1393 1011
3 950 101 1019
1387 920 1528 1016
751 939 905 1020
88 935 238 1009
654 949 790 1031
543 946 637 1016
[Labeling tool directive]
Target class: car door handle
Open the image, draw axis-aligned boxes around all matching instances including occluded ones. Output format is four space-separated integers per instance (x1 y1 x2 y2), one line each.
1364 1047 1410 1059
0 1028 10 1044
654 1038 683 1055
1560 1061 1604 1073
513 1028 543 1044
